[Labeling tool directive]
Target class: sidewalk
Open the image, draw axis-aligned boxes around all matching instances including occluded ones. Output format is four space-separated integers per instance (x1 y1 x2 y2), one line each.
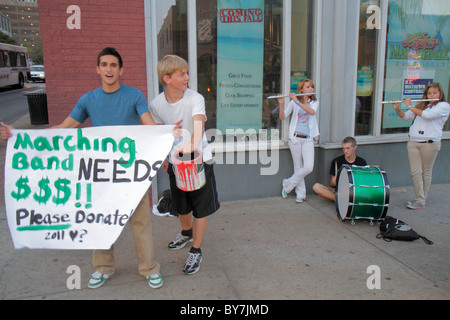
1 116 449 300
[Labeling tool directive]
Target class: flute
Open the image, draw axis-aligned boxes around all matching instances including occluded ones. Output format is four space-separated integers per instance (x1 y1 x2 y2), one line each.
381 99 439 105
267 93 316 100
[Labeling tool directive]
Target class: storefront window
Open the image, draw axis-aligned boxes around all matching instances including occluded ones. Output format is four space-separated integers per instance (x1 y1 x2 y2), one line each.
356 0 380 136
382 0 450 134
156 0 188 93
196 0 218 132
263 0 283 132
196 0 284 135
290 0 313 93
267 0 314 134
156 0 315 140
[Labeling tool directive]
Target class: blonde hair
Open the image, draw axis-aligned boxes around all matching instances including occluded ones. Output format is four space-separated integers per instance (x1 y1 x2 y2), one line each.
296 79 317 102
157 55 189 86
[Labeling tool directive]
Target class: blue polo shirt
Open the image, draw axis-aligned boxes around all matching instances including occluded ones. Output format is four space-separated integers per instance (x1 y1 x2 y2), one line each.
70 84 149 127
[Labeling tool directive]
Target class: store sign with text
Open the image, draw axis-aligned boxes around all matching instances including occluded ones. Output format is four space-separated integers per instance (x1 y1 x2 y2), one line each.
219 8 263 23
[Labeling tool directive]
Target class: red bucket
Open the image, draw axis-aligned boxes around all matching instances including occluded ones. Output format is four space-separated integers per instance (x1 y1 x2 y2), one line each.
173 150 206 192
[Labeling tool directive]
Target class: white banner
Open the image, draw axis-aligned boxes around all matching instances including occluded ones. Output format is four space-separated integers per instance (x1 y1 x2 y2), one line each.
4 125 174 250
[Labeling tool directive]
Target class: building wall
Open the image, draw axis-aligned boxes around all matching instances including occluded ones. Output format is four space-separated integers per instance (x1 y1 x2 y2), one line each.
0 0 40 47
156 141 450 203
38 0 147 126
37 0 152 200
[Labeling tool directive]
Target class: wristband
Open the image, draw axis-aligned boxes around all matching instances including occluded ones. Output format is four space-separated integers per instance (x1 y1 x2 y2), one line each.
296 100 300 105
407 105 412 110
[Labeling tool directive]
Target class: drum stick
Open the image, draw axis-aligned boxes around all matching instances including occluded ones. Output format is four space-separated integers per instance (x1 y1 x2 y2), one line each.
389 189 406 193
381 99 439 105
267 93 316 100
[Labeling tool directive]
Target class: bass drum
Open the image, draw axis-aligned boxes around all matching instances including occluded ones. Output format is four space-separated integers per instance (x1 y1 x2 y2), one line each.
335 165 389 224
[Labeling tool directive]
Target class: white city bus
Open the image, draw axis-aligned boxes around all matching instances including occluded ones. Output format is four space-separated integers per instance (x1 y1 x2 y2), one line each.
0 42 30 88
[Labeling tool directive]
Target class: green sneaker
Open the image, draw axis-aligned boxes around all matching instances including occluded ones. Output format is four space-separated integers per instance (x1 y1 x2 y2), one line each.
88 270 115 289
147 273 163 289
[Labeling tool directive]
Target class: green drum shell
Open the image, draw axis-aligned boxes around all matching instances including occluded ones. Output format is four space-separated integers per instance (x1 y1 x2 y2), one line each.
335 165 389 222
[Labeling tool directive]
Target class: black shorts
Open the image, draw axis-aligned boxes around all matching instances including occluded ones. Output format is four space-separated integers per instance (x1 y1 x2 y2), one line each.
168 162 220 219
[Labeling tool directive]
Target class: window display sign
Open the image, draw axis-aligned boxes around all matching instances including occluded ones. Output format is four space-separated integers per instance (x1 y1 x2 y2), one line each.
291 71 308 93
216 0 265 133
357 66 374 97
382 0 449 129
403 73 434 99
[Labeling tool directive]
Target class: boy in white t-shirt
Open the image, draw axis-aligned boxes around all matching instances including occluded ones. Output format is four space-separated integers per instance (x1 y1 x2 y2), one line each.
149 55 220 275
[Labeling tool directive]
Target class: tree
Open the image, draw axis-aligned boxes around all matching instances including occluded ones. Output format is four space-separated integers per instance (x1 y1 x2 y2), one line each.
24 42 44 65
0 32 19 45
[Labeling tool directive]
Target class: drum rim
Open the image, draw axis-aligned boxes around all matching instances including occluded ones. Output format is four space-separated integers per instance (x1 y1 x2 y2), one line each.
380 169 390 220
335 164 354 221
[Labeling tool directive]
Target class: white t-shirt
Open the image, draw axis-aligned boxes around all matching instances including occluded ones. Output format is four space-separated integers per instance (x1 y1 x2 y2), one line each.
402 101 450 142
284 99 320 140
149 89 212 162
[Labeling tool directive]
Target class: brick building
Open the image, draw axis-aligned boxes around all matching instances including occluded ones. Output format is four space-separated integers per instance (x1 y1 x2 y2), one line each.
38 0 148 126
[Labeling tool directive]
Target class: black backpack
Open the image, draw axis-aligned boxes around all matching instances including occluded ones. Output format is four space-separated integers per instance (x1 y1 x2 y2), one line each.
156 190 176 216
377 216 433 245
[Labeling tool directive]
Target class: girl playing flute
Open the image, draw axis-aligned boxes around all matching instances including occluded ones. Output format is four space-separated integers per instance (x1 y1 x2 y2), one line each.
278 79 319 203
392 82 450 210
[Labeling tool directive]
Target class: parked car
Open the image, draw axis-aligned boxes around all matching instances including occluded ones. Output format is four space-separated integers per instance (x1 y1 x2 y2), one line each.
30 65 45 82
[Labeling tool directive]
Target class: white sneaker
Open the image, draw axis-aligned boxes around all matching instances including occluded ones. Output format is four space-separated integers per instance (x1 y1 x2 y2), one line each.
88 270 115 289
406 200 425 210
147 273 163 289
168 233 193 250
183 252 203 275
296 197 305 203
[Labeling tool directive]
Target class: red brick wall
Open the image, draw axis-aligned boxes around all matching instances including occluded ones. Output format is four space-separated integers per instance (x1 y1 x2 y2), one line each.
38 0 148 126
38 1 152 202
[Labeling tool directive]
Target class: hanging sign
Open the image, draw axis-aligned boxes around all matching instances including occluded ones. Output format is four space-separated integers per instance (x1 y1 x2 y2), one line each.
216 0 265 133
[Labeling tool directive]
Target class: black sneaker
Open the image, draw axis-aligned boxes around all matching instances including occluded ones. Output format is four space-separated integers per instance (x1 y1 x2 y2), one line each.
168 233 193 250
183 251 202 275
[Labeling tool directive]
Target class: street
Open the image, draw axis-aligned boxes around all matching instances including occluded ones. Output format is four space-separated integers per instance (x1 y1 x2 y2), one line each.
0 82 46 124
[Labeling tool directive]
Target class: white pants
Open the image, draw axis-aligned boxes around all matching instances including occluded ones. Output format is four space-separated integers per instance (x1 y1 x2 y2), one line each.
283 137 315 198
